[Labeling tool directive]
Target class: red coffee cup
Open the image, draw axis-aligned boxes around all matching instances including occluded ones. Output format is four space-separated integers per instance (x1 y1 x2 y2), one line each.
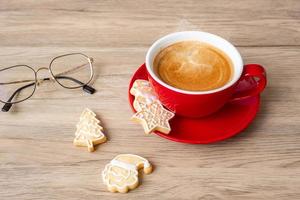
145 31 266 118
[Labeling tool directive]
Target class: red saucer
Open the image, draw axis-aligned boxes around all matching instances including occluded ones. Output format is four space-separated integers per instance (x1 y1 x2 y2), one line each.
128 64 260 144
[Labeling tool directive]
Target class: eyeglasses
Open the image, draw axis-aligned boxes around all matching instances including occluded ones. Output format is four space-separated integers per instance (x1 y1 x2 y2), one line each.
0 53 95 112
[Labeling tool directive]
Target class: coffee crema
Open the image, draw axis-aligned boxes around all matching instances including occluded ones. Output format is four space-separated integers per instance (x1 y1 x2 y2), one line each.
153 41 233 91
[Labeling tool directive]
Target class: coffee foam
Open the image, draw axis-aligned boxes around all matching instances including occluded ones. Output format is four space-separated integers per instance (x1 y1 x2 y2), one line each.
154 41 233 91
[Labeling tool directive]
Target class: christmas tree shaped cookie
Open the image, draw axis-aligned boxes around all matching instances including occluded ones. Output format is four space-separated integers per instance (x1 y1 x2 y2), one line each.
73 108 107 152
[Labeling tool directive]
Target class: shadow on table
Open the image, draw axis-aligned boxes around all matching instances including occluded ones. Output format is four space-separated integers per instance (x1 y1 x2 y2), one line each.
218 84 274 145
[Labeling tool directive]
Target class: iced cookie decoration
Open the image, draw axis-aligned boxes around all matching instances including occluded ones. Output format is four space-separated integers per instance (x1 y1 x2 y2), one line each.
73 108 107 152
131 100 174 134
130 79 158 111
133 95 152 112
102 154 153 193
130 79 156 99
130 80 174 134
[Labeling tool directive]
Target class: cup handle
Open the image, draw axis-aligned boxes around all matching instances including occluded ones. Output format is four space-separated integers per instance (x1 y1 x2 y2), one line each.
229 64 267 101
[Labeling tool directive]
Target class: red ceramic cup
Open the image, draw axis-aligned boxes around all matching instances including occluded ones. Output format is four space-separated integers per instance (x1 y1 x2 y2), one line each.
145 31 267 118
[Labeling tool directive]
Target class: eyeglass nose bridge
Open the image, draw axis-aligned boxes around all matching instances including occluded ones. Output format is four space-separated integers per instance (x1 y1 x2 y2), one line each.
36 67 49 73
35 67 56 83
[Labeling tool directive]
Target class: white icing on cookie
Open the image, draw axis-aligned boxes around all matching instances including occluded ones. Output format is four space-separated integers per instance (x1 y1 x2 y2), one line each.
110 159 137 171
102 154 153 193
135 90 157 103
131 80 158 104
73 108 106 152
143 160 150 168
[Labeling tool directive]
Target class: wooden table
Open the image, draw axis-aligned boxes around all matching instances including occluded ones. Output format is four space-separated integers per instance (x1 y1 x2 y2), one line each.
0 0 299 199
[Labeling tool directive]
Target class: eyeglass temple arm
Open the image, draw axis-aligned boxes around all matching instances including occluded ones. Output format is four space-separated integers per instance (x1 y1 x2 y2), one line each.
2 82 35 112
54 75 95 94
2 76 96 112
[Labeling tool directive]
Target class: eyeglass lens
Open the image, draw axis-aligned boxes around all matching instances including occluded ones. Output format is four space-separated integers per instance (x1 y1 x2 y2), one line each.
50 54 92 88
0 65 36 103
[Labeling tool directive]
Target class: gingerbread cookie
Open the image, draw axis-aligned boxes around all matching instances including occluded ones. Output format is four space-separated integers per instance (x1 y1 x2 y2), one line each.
102 154 153 193
130 80 154 97
133 95 152 112
130 80 174 134
130 79 158 111
73 108 107 152
131 100 174 134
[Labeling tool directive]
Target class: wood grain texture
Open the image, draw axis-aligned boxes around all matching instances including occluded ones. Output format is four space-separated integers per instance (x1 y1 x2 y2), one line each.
0 0 299 199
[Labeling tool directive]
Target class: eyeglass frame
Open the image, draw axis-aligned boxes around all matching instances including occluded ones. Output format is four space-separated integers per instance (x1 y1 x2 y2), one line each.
0 52 95 111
